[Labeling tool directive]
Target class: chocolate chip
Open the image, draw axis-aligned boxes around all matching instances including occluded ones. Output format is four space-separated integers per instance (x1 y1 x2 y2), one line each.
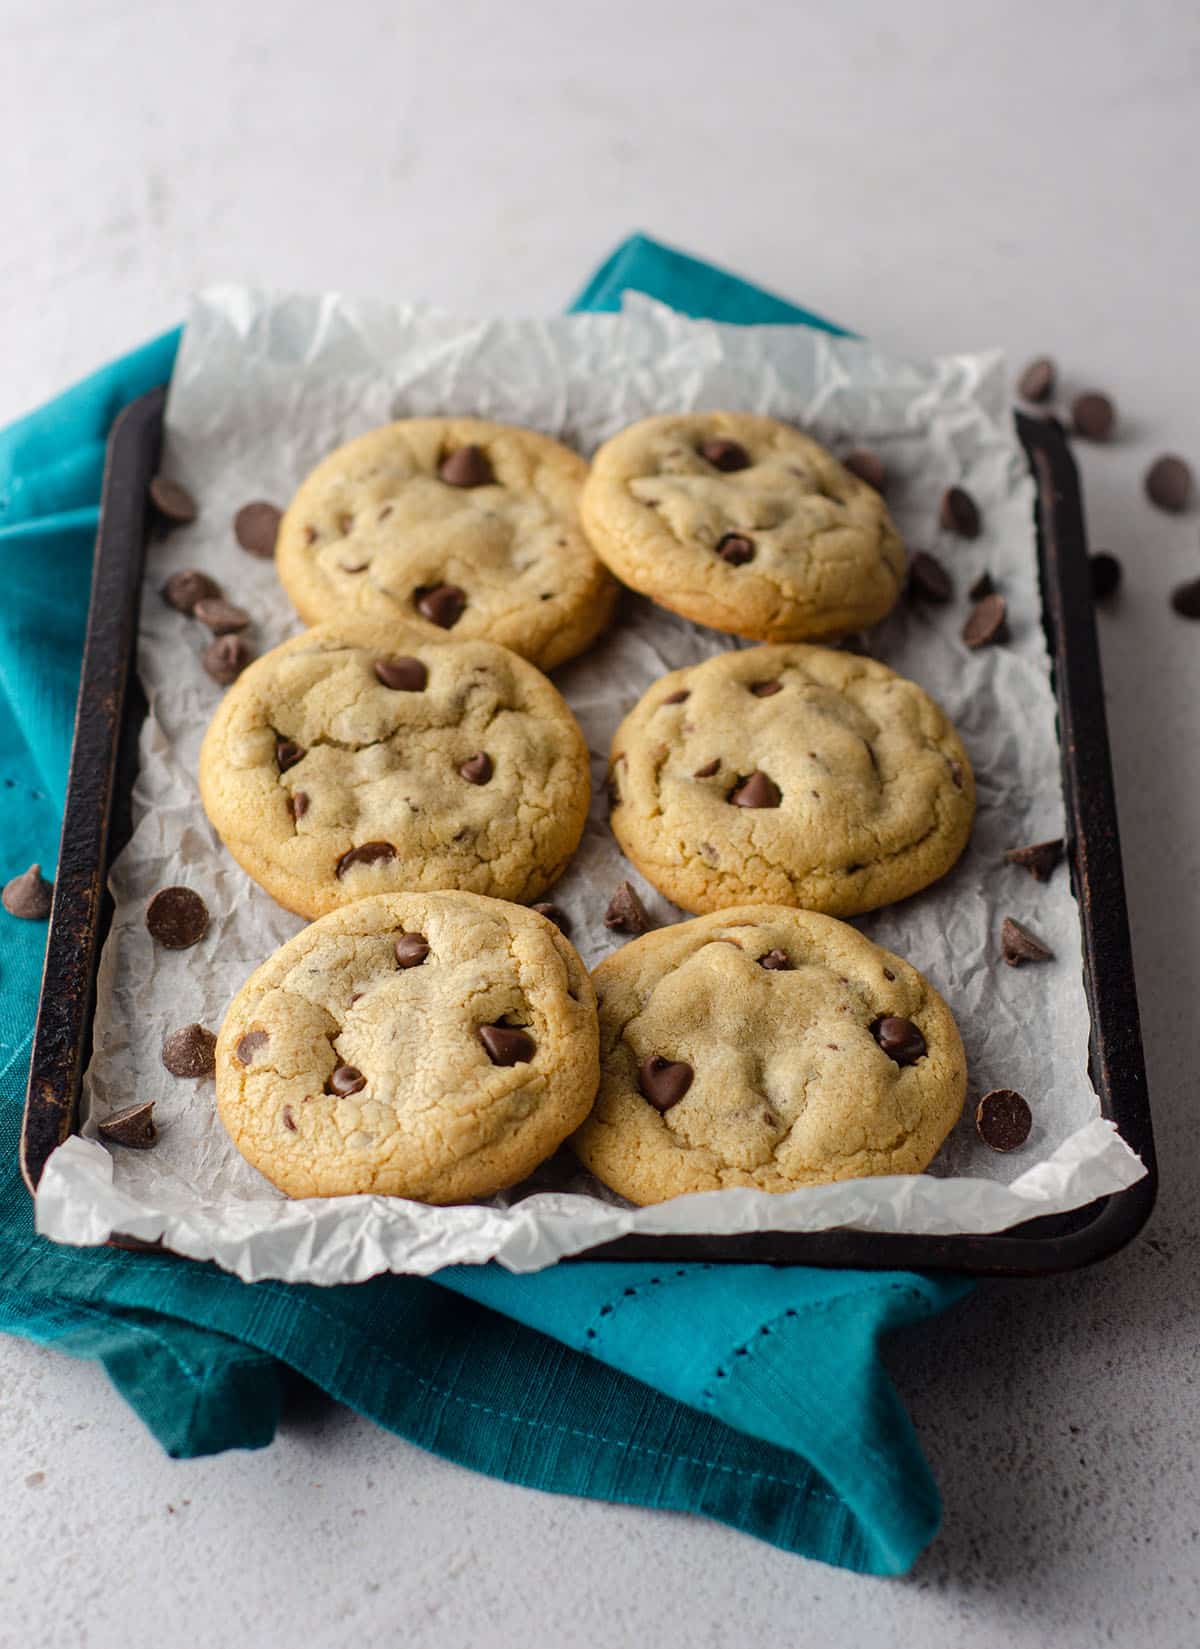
842 448 886 491
276 738 305 772
693 758 721 778
870 1015 926 1065
193 596 250 635
202 634 254 685
283 1105 298 1131
415 582 467 628
339 561 369 575
947 759 965 789
1005 839 1063 882
1145 455 1193 514
145 886 209 949
1071 392 1116 442
162 569 222 613
758 948 791 970
969 569 996 601
962 592 1008 648
375 656 428 691
439 444 494 487
479 1023 535 1065
337 512 354 535
326 1064 366 1096
638 1055 693 1111
336 842 396 877
605 881 651 935
236 1030 269 1065
940 486 981 539
908 550 953 603
289 791 310 820
716 533 755 565
459 752 493 785
729 771 781 808
233 501 282 557
1171 577 1200 618
149 476 197 525
1090 553 1122 601
97 1101 157 1149
975 1088 1032 1151
1017 357 1055 403
1001 917 1054 966
394 932 430 967
531 902 571 934
698 437 750 472
161 1024 217 1078
882 967 896 981
750 680 783 697
2 863 52 920
661 689 690 705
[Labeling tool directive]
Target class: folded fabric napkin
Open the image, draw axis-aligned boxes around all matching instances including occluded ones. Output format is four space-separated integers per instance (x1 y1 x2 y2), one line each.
0 233 970 1574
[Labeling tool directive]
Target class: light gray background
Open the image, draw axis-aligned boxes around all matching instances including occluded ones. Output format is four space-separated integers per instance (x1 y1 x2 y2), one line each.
2 2 1198 1645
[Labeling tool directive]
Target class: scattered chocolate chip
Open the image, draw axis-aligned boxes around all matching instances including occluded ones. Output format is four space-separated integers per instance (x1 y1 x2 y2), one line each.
870 1015 926 1065
908 550 953 603
962 592 1008 648
842 448 886 491
282 1105 297 1132
758 948 791 971
1090 553 1122 601
1071 392 1116 442
969 570 996 601
698 437 750 472
693 758 721 778
326 1064 366 1096
149 476 197 525
375 656 428 691
234 502 282 557
940 486 981 539
1145 455 1193 514
716 533 755 565
975 1088 1032 1151
1001 917 1054 966
275 738 305 772
638 1054 693 1111
605 880 651 935
729 771 781 808
415 582 467 628
1017 357 1055 403
1171 577 1200 618
750 680 783 697
161 1024 217 1078
1005 839 1064 882
289 791 310 820
193 596 250 635
439 444 494 487
531 902 571 934
235 1030 269 1065
395 933 430 967
336 842 396 877
661 689 690 705
145 886 209 949
162 569 222 613
2 863 53 920
202 633 254 685
97 1101 157 1149
479 1023 535 1065
459 752 493 785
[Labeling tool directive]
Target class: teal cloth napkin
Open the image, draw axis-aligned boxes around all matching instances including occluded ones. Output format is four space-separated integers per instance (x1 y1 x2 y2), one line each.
0 234 969 1574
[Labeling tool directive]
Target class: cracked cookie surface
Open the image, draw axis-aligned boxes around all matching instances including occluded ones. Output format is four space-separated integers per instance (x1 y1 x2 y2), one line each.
275 417 618 670
199 621 590 919
573 905 965 1202
216 891 599 1200
580 411 905 640
608 643 974 917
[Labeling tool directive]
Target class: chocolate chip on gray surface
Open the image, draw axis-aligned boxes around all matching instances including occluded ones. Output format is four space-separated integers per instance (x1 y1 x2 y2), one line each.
149 475 198 525
275 738 305 772
749 680 783 697
531 902 571 934
729 770 781 808
939 485 981 539
716 533 755 565
1017 356 1056 404
415 582 467 628
975 1088 1032 1151
289 791 310 820
395 933 430 968
1171 578 1200 619
326 1064 367 1096
459 751 493 785
962 592 1008 648
693 758 721 778
842 448 886 491
969 569 996 601
97 1101 158 1149
202 633 254 685
478 1023 535 1065
698 437 751 473
604 880 652 935
336 842 396 877
1001 916 1054 966
869 1015 927 1065
638 1054 693 1111
162 569 222 614
193 596 250 635
233 501 282 558
1071 391 1116 442
1145 454 1193 514
145 886 209 949
758 948 791 970
235 1030 269 1065
908 550 953 603
2 863 53 920
161 1023 217 1078
374 656 428 691
1005 839 1064 882
1090 552 1122 601
661 689 690 705
439 444 494 487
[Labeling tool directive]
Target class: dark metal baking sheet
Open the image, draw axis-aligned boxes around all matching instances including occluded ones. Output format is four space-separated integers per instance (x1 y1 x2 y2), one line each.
20 393 1156 1276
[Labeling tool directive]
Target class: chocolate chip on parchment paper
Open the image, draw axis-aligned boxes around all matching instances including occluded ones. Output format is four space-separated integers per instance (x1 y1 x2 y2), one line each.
1017 357 1056 404
148 475 198 525
161 1023 217 1078
969 569 996 601
97 1101 158 1149
531 902 571 934
162 569 222 613
1000 916 1054 966
193 597 250 635
478 1024 536 1066
145 886 209 949
1145 455 1193 514
842 448 886 491
233 501 282 558
604 880 652 935
1090 553 1122 601
962 592 1008 648
1171 578 1200 619
203 633 254 685
1005 839 1064 882
869 1015 927 1066
1071 392 1116 442
908 550 953 603
975 1088 1032 1152
940 486 980 539
698 437 751 473
375 656 428 691
2 863 53 920
638 1054 693 1111
415 582 467 628
439 445 494 488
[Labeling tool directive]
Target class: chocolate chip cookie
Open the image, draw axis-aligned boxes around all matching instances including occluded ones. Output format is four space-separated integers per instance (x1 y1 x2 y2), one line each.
198 621 590 919
580 412 905 640
573 905 965 1201
275 418 618 671
608 644 974 917
216 892 599 1201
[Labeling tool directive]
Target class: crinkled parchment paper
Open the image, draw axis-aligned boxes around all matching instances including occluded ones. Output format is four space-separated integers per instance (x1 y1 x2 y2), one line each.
35 289 1146 1282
